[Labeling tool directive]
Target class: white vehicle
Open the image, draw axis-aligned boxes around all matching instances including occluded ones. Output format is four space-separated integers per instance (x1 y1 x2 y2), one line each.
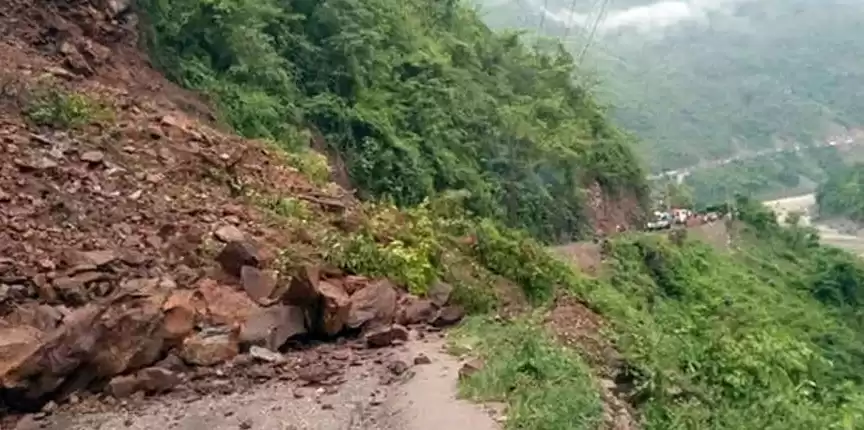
646 212 673 231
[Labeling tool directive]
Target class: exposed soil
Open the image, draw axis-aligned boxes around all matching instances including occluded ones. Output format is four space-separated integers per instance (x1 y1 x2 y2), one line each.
545 296 640 430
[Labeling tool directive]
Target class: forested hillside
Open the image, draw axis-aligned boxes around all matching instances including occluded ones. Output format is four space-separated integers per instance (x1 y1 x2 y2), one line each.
138 0 647 242
817 163 864 222
682 145 847 207
475 0 864 173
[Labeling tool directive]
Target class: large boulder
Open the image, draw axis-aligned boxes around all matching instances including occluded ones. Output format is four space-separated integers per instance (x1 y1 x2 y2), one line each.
161 290 205 343
283 264 321 307
240 266 280 305
216 241 263 277
179 327 239 366
240 305 307 351
0 305 104 407
346 279 397 330
196 278 259 327
88 292 168 377
317 280 350 336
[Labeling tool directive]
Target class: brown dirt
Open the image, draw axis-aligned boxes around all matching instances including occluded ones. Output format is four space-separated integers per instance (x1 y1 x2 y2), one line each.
550 242 604 276
583 182 644 236
544 296 640 430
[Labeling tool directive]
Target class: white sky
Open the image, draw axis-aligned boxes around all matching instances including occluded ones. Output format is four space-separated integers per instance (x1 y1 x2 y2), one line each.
547 0 755 32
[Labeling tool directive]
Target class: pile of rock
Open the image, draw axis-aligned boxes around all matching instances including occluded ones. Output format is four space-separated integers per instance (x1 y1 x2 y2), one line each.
0 237 465 412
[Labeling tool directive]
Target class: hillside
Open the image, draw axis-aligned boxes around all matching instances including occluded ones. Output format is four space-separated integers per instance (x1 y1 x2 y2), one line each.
475 0 864 174
816 163 864 223
5 1 864 429
0 0 644 425
139 0 648 242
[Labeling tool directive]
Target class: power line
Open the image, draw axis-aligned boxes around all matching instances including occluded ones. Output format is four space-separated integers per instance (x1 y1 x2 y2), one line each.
577 0 611 63
538 0 549 33
561 0 584 41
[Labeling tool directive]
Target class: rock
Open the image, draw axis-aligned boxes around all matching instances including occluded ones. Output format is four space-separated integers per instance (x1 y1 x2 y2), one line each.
397 299 436 326
0 306 103 405
79 250 117 267
216 241 262 277
342 275 369 295
431 305 465 328
179 328 239 366
45 66 76 80
0 325 45 383
106 0 133 16
162 290 204 342
106 374 139 398
240 305 306 351
458 358 485 380
283 265 321 306
346 279 398 329
136 367 181 393
214 225 244 243
80 151 104 164
240 266 279 305
52 271 107 304
413 354 431 365
15 156 58 172
154 353 188 373
89 292 168 377
249 346 285 363
363 324 409 348
42 400 57 414
428 281 453 307
386 359 409 376
147 125 164 139
58 41 93 76
196 278 259 327
317 280 350 336
4 304 64 332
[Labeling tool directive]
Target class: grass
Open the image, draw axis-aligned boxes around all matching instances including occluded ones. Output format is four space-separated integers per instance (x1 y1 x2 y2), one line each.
449 315 604 430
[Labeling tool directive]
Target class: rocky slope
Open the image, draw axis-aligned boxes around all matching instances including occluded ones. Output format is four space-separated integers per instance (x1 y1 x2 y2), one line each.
0 0 472 424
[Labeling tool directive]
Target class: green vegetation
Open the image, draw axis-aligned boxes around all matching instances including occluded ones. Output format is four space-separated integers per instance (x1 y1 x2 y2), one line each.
436 198 864 429
681 146 847 207
138 0 647 242
137 0 864 428
24 80 111 129
451 316 604 430
816 163 864 222
476 0 864 194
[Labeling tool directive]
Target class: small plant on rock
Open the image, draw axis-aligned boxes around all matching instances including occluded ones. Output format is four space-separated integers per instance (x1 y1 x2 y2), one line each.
24 81 111 129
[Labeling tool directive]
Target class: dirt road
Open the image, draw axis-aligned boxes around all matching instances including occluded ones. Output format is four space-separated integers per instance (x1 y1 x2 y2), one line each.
16 337 501 430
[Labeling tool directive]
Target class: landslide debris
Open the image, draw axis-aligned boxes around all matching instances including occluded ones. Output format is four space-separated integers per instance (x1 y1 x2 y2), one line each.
0 0 465 422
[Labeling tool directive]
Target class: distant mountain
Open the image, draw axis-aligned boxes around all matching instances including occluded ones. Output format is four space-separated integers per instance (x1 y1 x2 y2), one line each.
475 0 864 173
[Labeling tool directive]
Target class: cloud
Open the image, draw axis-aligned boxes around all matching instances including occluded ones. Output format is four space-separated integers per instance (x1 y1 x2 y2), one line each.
546 0 753 32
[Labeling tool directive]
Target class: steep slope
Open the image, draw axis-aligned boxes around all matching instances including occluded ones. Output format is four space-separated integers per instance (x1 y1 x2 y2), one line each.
138 0 648 242
0 0 554 423
458 200 864 429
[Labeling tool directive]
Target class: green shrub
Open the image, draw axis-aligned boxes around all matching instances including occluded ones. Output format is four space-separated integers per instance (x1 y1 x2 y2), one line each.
24 83 110 129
